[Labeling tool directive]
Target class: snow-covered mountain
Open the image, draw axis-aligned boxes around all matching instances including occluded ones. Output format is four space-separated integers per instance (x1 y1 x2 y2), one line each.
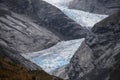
43 0 108 27
22 39 84 73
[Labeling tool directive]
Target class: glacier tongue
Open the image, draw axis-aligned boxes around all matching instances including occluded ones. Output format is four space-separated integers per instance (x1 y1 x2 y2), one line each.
22 0 108 74
59 7 108 27
22 38 84 73
43 0 108 27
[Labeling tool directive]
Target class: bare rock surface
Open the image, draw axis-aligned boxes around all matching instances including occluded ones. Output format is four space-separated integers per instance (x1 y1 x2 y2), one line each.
66 12 120 80
0 7 60 53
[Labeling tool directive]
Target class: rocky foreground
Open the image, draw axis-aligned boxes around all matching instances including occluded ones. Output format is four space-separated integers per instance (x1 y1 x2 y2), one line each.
0 43 62 80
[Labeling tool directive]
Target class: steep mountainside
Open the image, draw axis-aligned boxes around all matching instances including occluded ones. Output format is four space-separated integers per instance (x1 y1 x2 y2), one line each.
2 0 88 39
69 0 120 14
66 12 120 80
0 0 89 79
0 57 62 80
43 0 108 28
0 43 62 80
0 7 60 53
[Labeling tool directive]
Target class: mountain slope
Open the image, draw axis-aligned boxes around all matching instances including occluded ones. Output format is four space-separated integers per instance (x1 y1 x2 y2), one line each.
0 43 62 80
69 0 120 14
2 0 88 39
66 11 120 80
0 57 60 80
43 0 108 28
0 7 60 53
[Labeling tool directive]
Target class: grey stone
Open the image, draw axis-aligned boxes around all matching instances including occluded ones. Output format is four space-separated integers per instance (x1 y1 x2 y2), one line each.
0 8 60 53
67 12 120 80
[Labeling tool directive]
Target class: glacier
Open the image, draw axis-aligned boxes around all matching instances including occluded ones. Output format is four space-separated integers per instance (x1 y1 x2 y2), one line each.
22 0 108 74
22 38 84 73
43 0 108 27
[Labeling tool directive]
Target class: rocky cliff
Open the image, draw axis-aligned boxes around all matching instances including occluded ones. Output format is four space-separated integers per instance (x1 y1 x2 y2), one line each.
69 0 120 14
66 11 120 80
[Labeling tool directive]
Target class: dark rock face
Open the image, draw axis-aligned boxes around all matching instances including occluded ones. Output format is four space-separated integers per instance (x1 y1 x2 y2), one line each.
69 0 120 14
3 0 88 39
0 7 60 53
67 12 120 80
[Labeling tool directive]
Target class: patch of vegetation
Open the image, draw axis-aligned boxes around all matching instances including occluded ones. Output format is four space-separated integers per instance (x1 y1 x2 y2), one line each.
0 57 62 80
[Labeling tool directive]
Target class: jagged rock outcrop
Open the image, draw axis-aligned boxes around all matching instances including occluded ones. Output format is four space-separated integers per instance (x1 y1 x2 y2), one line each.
0 43 62 80
66 12 120 80
2 0 88 39
0 7 60 53
69 0 120 14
